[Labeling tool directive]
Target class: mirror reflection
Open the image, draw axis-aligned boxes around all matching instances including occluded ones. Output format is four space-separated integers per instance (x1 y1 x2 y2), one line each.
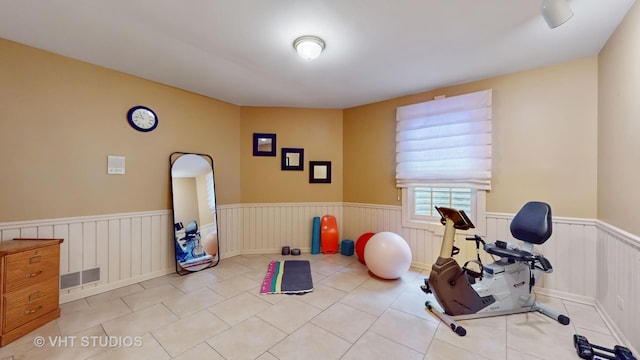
258 138 273 152
170 152 220 275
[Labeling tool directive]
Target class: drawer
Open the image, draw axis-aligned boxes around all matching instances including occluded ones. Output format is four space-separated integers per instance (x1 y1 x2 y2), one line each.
3 278 59 332
3 245 59 293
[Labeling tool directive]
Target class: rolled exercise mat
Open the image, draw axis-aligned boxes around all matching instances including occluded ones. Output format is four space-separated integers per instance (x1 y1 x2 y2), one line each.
311 217 321 254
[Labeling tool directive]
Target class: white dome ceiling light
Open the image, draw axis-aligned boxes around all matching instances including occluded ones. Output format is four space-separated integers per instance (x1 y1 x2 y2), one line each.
541 0 574 29
293 35 325 60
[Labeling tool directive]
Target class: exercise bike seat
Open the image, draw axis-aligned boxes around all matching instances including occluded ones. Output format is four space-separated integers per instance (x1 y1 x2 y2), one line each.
509 201 553 245
484 201 553 262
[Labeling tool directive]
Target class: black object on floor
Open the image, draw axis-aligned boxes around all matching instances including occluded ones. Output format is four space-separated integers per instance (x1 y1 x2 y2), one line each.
574 334 636 360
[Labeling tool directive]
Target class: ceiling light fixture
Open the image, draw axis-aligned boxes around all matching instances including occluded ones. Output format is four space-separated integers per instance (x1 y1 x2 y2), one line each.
293 35 325 60
541 0 574 29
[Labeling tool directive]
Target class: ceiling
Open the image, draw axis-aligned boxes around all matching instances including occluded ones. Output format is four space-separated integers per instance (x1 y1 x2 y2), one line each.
0 0 635 109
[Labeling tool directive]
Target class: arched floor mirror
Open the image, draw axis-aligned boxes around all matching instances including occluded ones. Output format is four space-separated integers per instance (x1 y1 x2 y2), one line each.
170 152 220 275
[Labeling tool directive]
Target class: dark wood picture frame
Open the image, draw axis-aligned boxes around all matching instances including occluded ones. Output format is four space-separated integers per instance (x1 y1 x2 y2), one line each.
281 148 304 171
309 161 331 183
253 133 276 156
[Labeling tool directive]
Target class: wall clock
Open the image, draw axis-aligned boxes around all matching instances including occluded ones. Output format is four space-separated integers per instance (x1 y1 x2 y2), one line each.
127 105 158 132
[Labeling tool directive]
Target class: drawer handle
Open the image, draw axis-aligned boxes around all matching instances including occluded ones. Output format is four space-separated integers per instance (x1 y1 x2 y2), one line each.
29 291 42 301
25 270 43 279
24 305 42 315
29 256 42 264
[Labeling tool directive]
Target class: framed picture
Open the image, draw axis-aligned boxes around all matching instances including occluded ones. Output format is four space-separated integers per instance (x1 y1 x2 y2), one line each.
309 161 331 183
253 133 276 156
281 148 304 170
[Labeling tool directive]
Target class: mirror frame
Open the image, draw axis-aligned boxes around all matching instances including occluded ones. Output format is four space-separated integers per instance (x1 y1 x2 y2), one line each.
169 152 221 275
253 133 277 156
281 148 304 171
309 161 332 183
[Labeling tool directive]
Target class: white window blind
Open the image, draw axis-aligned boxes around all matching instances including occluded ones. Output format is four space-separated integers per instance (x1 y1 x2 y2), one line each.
205 171 216 213
395 89 492 190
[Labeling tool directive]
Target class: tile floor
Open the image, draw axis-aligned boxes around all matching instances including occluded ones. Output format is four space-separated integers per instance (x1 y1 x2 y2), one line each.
0 253 622 360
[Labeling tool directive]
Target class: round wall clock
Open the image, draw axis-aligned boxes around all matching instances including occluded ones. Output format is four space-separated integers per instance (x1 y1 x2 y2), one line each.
127 106 158 132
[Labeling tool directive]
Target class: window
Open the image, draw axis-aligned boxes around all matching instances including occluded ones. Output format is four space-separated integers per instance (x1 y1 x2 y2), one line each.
396 90 492 232
414 187 472 217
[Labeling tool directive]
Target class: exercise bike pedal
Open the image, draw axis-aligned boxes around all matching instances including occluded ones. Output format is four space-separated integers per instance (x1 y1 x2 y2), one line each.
421 278 432 294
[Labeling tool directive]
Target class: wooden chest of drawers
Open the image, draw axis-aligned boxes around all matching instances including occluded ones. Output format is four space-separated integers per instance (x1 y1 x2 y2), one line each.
0 238 63 347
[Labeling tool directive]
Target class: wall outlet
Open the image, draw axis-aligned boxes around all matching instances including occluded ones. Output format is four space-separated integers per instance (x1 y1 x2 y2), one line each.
616 295 624 311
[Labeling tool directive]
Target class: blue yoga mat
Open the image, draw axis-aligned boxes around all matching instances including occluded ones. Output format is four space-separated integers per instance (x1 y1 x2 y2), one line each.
311 217 321 254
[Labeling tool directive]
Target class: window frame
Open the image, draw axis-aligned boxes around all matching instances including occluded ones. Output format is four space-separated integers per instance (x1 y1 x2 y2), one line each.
401 187 486 235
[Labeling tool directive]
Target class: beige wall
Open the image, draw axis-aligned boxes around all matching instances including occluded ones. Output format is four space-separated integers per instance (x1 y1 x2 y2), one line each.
344 57 599 218
0 38 241 222
598 1 640 235
240 107 343 203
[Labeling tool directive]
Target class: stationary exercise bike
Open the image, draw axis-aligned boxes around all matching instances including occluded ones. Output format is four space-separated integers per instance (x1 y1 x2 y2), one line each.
421 201 570 336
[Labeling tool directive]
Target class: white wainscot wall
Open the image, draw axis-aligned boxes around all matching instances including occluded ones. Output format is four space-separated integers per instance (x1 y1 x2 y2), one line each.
0 211 174 303
1 202 637 351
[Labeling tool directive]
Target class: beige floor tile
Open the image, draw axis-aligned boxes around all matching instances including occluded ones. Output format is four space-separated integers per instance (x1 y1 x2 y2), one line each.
151 309 228 357
227 254 275 271
257 297 322 334
369 308 438 353
506 347 546 360
311 302 377 342
162 287 225 318
204 260 254 279
57 298 132 334
339 285 400 316
207 317 287 360
506 312 576 359
296 283 347 310
4 254 617 359
138 273 181 289
171 342 225 360
208 274 260 298
435 314 507 360
85 284 145 306
310 259 347 276
319 270 369 292
269 323 352 360
391 287 440 322
563 300 611 334
341 331 424 360
86 333 170 360
425 338 493 360
20 325 110 360
101 303 178 337
121 283 183 311
208 291 272 326
59 298 90 315
0 320 60 359
169 270 220 293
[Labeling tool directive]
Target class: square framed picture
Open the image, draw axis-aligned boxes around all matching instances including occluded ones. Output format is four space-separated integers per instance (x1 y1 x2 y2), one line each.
253 133 276 156
282 148 304 170
309 161 331 183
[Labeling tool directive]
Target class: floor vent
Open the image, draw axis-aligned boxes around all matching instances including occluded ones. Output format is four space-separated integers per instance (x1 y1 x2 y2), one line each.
60 267 101 289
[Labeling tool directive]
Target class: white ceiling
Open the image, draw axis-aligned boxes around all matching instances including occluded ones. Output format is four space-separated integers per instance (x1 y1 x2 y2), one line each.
0 0 635 109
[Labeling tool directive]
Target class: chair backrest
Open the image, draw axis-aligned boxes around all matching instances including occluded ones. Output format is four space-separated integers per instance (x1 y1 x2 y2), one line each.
510 201 552 245
185 220 198 235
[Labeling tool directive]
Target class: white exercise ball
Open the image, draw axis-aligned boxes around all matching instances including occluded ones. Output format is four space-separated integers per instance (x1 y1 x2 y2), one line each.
364 232 412 279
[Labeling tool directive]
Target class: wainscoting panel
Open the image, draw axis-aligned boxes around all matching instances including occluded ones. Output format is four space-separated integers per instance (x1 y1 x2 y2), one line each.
596 222 640 352
0 211 174 303
217 203 343 256
1 203 637 350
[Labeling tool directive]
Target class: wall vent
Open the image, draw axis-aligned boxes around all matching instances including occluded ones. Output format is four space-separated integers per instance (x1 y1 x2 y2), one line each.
60 267 101 289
